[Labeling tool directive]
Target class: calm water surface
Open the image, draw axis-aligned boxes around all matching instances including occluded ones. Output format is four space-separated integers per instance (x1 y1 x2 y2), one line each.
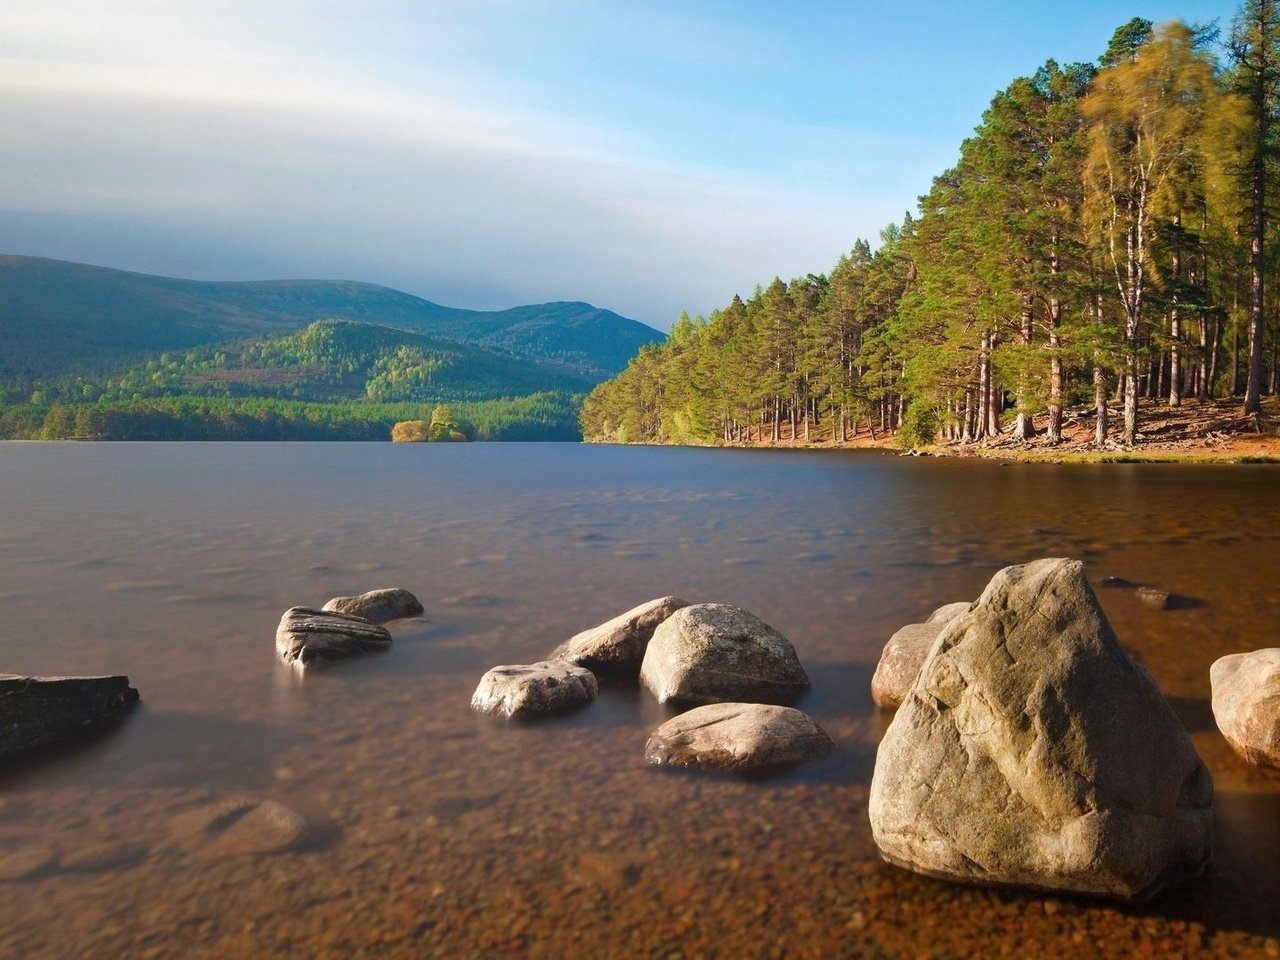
0 443 1277 959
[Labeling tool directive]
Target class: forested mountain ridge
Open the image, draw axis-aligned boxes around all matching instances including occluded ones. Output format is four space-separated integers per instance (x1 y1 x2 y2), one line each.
0 255 663 384
582 11 1280 451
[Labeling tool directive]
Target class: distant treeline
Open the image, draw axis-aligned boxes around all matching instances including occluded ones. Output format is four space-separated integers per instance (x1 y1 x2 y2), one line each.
583 12 1280 448
0 393 583 442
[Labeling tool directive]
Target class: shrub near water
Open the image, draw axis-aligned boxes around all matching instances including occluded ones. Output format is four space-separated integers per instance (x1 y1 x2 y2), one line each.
897 402 940 450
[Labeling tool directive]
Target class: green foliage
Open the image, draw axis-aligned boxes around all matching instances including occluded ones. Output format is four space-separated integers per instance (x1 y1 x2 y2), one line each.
897 402 941 449
2 392 581 442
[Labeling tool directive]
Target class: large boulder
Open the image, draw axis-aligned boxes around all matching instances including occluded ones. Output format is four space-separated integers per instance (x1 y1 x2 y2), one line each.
322 587 424 623
551 596 689 677
471 661 598 719
0 675 139 760
645 702 834 773
275 607 392 670
639 604 810 705
871 622 947 708
1210 648 1280 768
869 558 1213 901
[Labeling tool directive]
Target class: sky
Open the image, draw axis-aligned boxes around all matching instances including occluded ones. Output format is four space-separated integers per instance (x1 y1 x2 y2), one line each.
0 1 1244 331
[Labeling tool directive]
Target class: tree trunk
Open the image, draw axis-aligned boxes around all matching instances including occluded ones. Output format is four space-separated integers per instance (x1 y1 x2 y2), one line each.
1013 308 1034 440
1169 213 1182 406
1094 353 1109 446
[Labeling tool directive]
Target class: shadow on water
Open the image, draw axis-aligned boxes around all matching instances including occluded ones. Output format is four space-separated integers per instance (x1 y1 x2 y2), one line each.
1125 788 1280 939
0 709 298 793
1167 696 1217 735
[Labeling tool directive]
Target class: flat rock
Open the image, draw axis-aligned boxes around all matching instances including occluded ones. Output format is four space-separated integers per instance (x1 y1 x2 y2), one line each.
322 587 423 623
639 604 810 705
551 596 689 676
169 797 309 857
645 702 834 773
869 558 1213 901
871 622 947 708
0 674 139 760
1211 648 1280 768
275 607 392 669
926 602 972 624
471 661 598 719
0 846 57 881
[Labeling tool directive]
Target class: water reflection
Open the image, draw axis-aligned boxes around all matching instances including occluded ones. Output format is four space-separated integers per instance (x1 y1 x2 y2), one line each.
0 443 1277 956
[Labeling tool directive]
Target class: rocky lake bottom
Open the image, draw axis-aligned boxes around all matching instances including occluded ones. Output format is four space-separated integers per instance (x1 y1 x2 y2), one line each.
0 442 1277 959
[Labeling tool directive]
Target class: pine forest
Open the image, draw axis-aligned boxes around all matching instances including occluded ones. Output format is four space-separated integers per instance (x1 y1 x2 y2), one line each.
581 10 1280 449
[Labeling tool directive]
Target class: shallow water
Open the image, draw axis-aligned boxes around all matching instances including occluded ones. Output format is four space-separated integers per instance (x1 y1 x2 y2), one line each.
0 442 1277 959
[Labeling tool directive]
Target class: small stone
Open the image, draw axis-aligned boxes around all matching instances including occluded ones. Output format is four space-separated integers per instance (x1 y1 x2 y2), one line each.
471 661 598 719
645 702 834 773
1136 587 1171 609
322 588 424 623
640 604 810 705
275 607 392 670
551 596 689 677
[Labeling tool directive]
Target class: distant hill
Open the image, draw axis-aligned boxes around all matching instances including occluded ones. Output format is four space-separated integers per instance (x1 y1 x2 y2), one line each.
0 255 664 383
96 317 598 404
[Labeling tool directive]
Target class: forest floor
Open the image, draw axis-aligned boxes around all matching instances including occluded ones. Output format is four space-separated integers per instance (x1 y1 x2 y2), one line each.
777 396 1280 462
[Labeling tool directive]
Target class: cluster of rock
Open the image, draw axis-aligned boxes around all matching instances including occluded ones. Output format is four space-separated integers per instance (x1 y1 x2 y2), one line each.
275 587 423 671
472 597 833 774
868 559 1213 901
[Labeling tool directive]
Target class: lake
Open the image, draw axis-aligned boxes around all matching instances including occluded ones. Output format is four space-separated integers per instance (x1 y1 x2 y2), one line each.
0 442 1277 958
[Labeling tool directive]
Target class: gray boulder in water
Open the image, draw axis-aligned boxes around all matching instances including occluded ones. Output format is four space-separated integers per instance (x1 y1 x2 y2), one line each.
275 607 392 670
322 587 424 623
471 661 598 719
645 702 834 773
1210 648 1280 768
0 674 139 760
639 603 810 705
551 596 689 676
869 558 1213 901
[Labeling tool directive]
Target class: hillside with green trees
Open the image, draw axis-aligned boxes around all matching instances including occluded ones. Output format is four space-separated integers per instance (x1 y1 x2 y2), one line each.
0 318 594 440
0 255 663 384
582 9 1280 450
0 257 668 441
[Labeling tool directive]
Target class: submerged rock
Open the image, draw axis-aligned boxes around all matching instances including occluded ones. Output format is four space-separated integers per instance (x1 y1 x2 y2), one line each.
639 604 810 705
275 607 392 670
645 702 834 773
0 847 57 882
471 661 598 719
871 622 947 708
0 674 139 760
322 587 424 623
1211 648 1280 768
169 797 309 857
551 596 689 676
869 558 1213 901
1137 587 1172 610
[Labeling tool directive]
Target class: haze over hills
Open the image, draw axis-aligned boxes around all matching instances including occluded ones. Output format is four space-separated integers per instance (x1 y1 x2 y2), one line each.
0 254 664 383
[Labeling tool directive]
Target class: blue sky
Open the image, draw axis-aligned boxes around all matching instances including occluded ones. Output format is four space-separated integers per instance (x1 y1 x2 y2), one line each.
0 1 1242 330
